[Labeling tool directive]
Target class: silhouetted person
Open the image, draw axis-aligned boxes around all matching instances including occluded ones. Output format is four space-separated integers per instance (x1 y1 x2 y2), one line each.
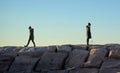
25 26 36 47
86 23 92 46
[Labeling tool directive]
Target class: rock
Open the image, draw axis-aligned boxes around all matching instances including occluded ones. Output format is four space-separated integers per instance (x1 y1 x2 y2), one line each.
47 46 57 52
18 46 56 57
100 58 120 69
4 71 25 73
5 72 41 73
35 52 68 71
0 56 13 73
18 47 46 57
47 70 69 73
40 70 49 73
19 47 47 53
108 44 120 59
0 47 4 52
9 56 39 73
0 46 22 57
0 55 14 61
1 44 120 73
65 49 89 69
99 69 120 73
71 45 86 50
19 51 43 58
31 72 40 73
69 68 98 73
31 72 41 73
84 46 108 68
57 45 72 52
88 45 105 51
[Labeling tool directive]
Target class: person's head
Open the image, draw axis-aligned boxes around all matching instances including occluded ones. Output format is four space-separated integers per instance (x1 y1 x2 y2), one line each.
88 23 91 26
29 26 31 29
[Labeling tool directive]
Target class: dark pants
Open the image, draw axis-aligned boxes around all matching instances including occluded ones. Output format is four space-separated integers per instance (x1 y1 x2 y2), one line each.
25 37 36 47
87 32 91 46
87 37 89 46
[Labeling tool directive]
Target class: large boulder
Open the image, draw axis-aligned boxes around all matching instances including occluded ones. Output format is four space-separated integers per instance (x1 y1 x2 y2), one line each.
0 46 22 57
108 44 120 59
99 69 120 73
4 71 25 73
71 45 86 50
47 46 57 52
65 49 89 69
8 56 39 73
0 47 3 52
84 46 108 68
57 45 72 52
100 58 120 70
19 47 48 53
0 56 14 73
69 68 98 73
0 47 21 73
35 52 68 71
47 70 69 73
18 46 56 57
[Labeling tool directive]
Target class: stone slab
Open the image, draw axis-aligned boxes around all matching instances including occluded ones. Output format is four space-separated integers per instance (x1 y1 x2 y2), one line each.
0 56 14 73
48 70 69 73
108 45 120 59
57 45 72 52
100 69 120 73
69 68 98 73
84 47 108 68
65 49 89 68
101 58 120 69
9 56 39 73
36 52 68 71
0 46 22 57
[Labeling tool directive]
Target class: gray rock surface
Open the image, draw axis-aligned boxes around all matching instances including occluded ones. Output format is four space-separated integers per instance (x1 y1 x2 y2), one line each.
9 56 39 73
57 45 72 52
84 46 108 68
47 70 69 73
0 56 13 73
4 71 25 73
71 45 86 50
100 58 120 69
47 46 57 52
69 68 98 73
108 44 120 59
0 44 120 73
65 49 89 68
0 46 21 57
36 52 68 71
18 46 56 57
99 69 120 73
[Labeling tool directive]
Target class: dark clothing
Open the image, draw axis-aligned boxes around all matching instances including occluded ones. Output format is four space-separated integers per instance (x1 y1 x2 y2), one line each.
86 24 92 46
25 27 36 47
29 28 34 40
86 25 91 39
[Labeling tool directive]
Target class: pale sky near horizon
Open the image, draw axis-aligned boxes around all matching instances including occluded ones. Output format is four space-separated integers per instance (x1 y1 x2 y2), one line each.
0 0 120 46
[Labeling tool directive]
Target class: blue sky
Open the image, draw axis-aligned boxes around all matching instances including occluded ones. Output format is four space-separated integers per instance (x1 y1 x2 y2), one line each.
0 0 120 46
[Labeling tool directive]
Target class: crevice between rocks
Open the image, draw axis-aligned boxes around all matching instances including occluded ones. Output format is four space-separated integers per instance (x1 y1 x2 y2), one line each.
32 58 41 72
7 57 15 71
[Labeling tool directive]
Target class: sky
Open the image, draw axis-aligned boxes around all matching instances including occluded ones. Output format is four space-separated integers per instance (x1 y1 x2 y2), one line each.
0 0 120 46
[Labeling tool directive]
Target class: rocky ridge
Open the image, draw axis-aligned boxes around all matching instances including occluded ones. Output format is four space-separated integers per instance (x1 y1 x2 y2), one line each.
0 44 120 73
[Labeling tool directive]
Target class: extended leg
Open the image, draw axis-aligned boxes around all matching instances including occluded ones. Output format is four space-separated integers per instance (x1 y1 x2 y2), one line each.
25 39 30 47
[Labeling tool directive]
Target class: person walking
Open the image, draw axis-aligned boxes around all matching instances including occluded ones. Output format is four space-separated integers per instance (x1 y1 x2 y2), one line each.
25 26 36 47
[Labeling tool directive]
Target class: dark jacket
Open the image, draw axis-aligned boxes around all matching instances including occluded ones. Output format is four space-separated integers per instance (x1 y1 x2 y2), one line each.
86 25 91 39
29 28 34 40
